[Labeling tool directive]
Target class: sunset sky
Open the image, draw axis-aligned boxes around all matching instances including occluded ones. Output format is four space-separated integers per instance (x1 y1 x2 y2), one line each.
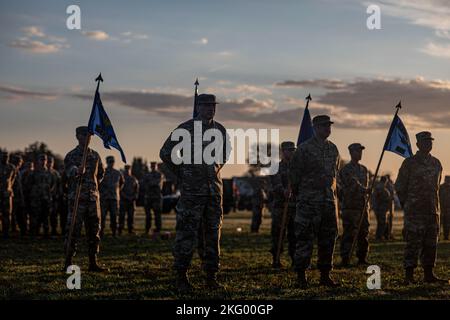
1 0 449 178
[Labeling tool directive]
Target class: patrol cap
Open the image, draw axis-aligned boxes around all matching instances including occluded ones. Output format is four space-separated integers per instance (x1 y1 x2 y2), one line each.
281 141 296 150
76 126 89 136
197 94 219 105
312 115 334 126
445 176 450 183
348 143 365 151
416 131 434 142
106 156 115 162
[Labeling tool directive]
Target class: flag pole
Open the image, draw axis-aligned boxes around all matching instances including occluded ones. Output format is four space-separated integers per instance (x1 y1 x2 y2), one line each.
348 101 402 261
64 74 103 266
193 78 199 118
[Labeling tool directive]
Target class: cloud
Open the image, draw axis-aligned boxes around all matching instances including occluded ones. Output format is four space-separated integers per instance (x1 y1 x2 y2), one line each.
194 37 208 45
81 30 110 41
0 84 59 100
421 42 450 58
275 79 346 90
9 26 68 54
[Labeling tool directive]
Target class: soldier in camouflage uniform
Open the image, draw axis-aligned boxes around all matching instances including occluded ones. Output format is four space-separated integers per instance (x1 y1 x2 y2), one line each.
99 156 124 237
385 175 396 240
47 156 62 236
160 93 229 292
439 176 450 240
269 141 296 268
27 154 54 238
372 176 392 241
339 143 370 266
142 162 163 235
10 155 25 236
289 115 341 288
395 131 448 284
64 126 106 271
249 173 266 233
0 151 16 239
119 164 139 235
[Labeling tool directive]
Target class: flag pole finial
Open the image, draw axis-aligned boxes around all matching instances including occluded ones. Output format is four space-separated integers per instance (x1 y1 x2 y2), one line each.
396 101 401 110
95 73 103 83
194 78 199 86
306 94 312 101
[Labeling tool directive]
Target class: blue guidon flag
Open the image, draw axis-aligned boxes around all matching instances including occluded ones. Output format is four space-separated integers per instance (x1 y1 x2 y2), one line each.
383 113 413 158
87 74 127 163
297 94 314 146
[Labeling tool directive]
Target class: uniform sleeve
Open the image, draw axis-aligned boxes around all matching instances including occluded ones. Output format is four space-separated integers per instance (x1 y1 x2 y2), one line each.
395 159 410 207
160 128 180 175
96 153 105 184
289 147 305 192
134 178 140 199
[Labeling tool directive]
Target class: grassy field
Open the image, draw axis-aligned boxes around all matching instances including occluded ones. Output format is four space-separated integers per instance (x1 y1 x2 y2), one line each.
0 208 449 300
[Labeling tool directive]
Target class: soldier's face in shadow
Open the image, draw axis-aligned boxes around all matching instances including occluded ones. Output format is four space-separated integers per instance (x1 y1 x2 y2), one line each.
76 133 88 147
314 123 331 140
198 103 216 121
107 159 115 168
417 139 433 154
350 149 363 162
282 149 294 161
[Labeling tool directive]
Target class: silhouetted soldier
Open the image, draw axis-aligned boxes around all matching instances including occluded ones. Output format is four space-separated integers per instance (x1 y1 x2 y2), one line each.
339 143 370 266
0 151 16 239
395 131 448 284
372 176 392 240
119 164 139 235
439 176 450 240
47 156 62 236
290 115 341 288
142 162 163 235
64 126 106 271
10 154 24 235
99 155 124 237
160 93 230 292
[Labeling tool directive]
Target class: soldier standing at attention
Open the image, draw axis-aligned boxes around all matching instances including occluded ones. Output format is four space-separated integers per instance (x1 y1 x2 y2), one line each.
160 93 229 292
395 131 448 284
99 155 124 238
64 126 106 271
269 141 297 268
0 151 16 239
119 164 139 235
28 154 54 238
249 172 265 233
372 176 392 241
339 143 370 267
10 155 24 236
142 162 163 235
289 115 341 288
47 156 62 236
439 176 450 240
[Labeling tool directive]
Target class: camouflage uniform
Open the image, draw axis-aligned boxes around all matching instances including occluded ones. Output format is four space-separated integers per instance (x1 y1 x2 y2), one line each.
339 161 370 262
64 144 104 259
438 177 450 240
289 135 341 272
395 150 441 269
142 170 163 233
0 155 16 238
249 175 266 233
385 178 396 239
372 180 392 240
270 158 296 262
11 158 25 235
160 117 229 274
27 166 54 236
119 172 139 233
48 167 62 235
99 165 124 236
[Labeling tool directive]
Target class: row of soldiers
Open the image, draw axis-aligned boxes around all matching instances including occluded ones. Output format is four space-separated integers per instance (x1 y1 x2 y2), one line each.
0 149 165 240
157 93 449 292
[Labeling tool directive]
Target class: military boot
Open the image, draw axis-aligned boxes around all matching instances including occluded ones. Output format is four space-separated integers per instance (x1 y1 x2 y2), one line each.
404 267 415 285
272 256 282 269
206 272 224 290
88 254 108 272
176 270 193 293
319 270 340 288
423 267 449 284
340 257 350 268
296 270 308 289
357 257 369 266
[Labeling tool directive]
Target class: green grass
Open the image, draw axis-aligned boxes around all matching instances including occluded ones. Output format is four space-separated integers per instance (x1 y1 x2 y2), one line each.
0 209 449 300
